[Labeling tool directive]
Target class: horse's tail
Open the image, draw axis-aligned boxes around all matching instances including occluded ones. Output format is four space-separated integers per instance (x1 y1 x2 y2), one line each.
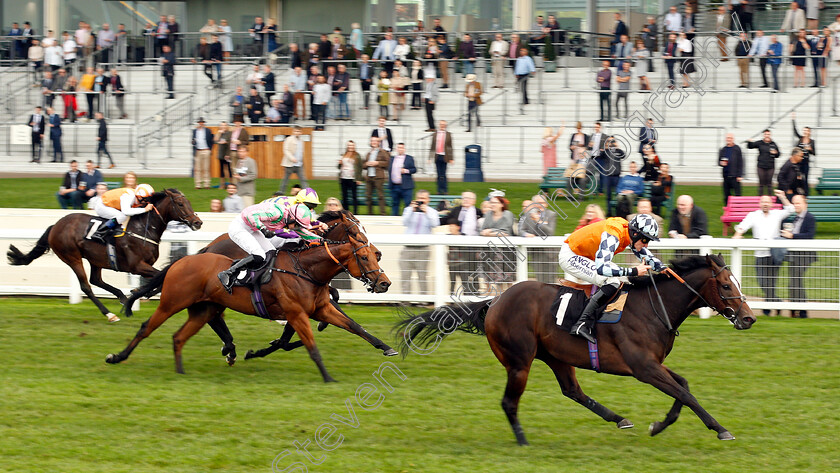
122 257 182 316
394 299 493 356
7 226 53 266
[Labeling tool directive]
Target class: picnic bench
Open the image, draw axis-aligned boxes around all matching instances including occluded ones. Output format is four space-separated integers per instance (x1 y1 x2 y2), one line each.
801 196 840 222
720 196 782 236
539 167 567 193
815 169 840 195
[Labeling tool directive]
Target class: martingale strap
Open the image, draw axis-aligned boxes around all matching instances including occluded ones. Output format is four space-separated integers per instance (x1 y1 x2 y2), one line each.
587 341 601 373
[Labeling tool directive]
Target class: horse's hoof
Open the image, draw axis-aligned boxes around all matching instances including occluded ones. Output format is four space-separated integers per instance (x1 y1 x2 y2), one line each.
617 419 634 429
649 422 663 436
383 348 399 357
226 355 236 366
324 376 338 383
317 321 329 332
105 313 120 323
717 431 735 441
244 350 256 360
105 353 119 364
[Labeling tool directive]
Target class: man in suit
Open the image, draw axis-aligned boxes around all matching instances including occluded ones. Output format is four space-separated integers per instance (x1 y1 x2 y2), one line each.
370 116 394 153
641 16 658 52
28 106 45 163
109 68 127 119
364 136 391 216
373 32 397 76
47 107 63 163
388 142 417 216
445 191 483 294
611 12 628 45
423 76 439 132
508 33 522 68
41 70 55 108
588 122 608 194
638 117 657 156
333 63 351 120
95 112 114 168
280 126 309 194
9 22 23 60
262 64 276 104
428 120 454 194
160 44 175 99
317 34 332 72
719 133 744 205
191 117 214 189
359 54 374 110
663 33 678 83
781 194 817 318
249 17 265 55
288 43 303 69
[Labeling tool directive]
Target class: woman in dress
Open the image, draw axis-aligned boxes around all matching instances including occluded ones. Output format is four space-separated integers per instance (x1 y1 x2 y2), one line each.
62 75 78 122
791 111 815 195
677 32 694 88
377 70 390 119
640 144 661 182
567 121 588 194
790 29 810 88
830 15 840 65
219 19 233 60
350 23 363 56
811 28 830 87
633 39 651 90
389 69 408 121
337 140 362 213
540 124 565 175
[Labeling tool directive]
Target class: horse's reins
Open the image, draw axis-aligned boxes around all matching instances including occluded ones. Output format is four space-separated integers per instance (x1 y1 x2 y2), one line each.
652 266 745 327
647 272 678 336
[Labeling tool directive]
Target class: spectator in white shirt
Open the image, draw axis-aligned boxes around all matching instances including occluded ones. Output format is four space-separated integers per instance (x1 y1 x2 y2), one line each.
401 189 439 295
664 6 683 33
733 190 794 315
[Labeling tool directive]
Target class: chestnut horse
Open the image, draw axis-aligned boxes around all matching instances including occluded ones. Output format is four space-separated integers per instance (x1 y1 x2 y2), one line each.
109 212 395 381
396 254 756 444
7 189 202 321
194 210 372 358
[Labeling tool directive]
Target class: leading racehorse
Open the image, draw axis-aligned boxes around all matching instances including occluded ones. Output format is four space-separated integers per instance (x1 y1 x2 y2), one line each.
7 189 202 321
395 254 755 444
110 210 395 380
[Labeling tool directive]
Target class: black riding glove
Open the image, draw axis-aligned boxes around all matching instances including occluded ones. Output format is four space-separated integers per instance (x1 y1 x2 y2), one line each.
260 227 275 238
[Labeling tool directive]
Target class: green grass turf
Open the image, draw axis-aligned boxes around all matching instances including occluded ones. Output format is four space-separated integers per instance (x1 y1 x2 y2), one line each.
4 177 840 237
0 298 837 472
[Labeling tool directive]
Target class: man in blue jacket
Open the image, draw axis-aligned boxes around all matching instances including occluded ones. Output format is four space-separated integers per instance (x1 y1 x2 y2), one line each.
388 142 417 216
615 161 644 219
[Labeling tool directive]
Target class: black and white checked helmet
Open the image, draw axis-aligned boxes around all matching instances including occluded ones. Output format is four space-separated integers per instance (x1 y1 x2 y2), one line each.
629 214 660 243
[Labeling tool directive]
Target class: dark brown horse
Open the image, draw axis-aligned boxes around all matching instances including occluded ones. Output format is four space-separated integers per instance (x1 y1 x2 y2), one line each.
109 211 395 380
396 254 756 444
194 210 373 358
7 189 202 321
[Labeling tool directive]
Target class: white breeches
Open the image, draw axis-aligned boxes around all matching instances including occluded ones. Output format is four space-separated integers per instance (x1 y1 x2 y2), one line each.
228 217 274 259
95 203 127 224
558 244 625 288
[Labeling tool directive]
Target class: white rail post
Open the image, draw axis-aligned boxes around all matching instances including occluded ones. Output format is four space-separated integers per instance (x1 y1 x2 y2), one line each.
68 266 82 304
433 242 448 308
516 244 529 282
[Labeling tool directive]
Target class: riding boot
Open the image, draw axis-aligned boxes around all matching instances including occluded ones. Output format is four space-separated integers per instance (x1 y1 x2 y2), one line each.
570 285 618 344
218 254 260 293
245 249 276 286
91 218 119 244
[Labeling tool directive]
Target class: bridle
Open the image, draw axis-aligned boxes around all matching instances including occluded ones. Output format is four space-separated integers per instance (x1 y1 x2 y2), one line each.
333 217 385 291
665 265 746 325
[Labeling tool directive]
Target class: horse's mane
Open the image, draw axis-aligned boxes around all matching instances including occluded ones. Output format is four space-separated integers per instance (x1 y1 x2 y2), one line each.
147 188 182 205
318 209 355 223
627 254 725 287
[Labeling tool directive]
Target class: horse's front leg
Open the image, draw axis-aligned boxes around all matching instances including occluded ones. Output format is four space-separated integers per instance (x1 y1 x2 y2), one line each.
206 308 237 366
313 299 398 356
649 366 691 436
89 266 127 304
633 362 734 440
244 323 304 359
285 310 336 383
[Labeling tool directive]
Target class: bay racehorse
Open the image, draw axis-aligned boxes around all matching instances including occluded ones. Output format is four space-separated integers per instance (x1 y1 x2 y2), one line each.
194 210 376 359
7 189 202 321
395 254 755 444
110 211 395 380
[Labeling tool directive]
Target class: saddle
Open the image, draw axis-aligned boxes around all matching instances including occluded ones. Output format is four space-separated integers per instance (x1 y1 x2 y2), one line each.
84 217 123 271
550 282 628 333
227 253 278 319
